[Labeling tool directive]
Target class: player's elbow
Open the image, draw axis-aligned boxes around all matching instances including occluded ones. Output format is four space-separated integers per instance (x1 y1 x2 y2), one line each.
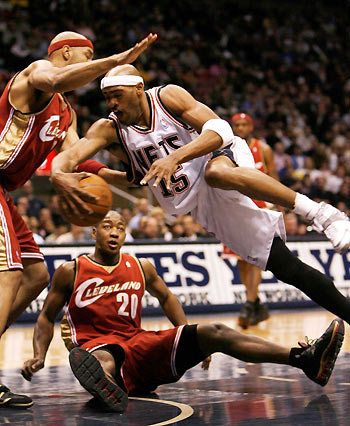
49 75 68 93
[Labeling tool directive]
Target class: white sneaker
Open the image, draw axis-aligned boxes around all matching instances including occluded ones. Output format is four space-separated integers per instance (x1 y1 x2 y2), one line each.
312 202 350 254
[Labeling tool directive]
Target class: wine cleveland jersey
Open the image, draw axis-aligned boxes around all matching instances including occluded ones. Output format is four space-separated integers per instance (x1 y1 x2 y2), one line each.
249 138 267 174
62 253 146 350
108 86 209 215
249 138 267 209
0 74 72 190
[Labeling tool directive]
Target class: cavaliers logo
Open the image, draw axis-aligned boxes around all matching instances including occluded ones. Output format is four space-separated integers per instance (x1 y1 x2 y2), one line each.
75 278 142 308
39 115 67 143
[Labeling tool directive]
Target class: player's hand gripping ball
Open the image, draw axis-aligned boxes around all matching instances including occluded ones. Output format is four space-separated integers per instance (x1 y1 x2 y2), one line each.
62 175 113 226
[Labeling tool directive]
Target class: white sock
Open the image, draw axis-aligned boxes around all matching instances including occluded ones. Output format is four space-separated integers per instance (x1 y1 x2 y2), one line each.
292 193 320 220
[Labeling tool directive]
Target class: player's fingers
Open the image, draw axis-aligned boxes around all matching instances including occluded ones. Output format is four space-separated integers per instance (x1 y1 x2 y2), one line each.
77 172 92 180
62 193 91 217
21 370 32 381
32 360 44 372
140 170 155 186
165 175 171 190
137 33 157 51
21 365 33 381
153 175 163 188
75 187 98 203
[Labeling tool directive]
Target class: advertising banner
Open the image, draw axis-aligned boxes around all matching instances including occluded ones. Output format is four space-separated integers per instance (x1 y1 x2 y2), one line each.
19 239 350 322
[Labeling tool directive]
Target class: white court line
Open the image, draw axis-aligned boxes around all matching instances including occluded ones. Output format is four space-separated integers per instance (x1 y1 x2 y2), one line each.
130 396 194 426
259 376 297 382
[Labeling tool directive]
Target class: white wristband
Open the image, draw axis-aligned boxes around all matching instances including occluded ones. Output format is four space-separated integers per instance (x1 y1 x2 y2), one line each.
202 118 235 148
293 193 319 220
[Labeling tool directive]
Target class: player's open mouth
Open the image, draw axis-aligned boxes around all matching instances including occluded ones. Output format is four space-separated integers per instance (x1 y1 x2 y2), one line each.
108 240 118 249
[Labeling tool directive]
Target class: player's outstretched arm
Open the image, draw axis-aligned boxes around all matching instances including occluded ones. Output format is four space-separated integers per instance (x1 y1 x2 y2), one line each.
21 262 75 381
28 33 157 93
51 118 115 217
140 258 187 327
140 85 226 189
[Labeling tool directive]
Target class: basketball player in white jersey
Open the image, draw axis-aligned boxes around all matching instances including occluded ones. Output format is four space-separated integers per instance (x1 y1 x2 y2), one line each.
51 65 350 326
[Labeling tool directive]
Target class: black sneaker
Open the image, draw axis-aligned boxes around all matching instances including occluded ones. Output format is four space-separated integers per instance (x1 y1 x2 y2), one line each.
0 385 33 409
297 318 344 386
69 347 128 412
250 299 270 326
238 301 255 329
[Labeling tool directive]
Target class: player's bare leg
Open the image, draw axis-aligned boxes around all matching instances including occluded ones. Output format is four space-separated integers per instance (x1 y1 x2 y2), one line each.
237 260 268 329
0 270 22 337
6 260 49 327
69 347 128 412
0 269 33 408
205 156 350 254
197 318 344 386
197 323 289 363
205 156 296 207
238 260 261 303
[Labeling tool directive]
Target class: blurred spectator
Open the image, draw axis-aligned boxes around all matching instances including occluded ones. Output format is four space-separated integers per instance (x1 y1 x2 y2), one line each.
166 219 185 241
45 223 70 243
150 206 169 238
325 164 346 194
273 142 289 177
38 208 55 239
284 212 299 237
332 182 350 210
120 207 134 241
19 180 47 219
309 176 333 203
16 196 29 217
128 198 151 231
280 160 302 192
131 215 149 239
47 194 68 228
23 216 45 245
180 214 200 241
142 217 162 240
55 225 93 244
290 144 306 171
299 174 313 197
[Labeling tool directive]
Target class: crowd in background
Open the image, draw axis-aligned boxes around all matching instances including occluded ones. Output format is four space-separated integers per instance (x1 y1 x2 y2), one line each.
1 0 350 243
14 180 316 244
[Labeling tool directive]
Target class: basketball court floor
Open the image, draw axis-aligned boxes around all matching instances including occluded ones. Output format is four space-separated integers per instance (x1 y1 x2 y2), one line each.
0 308 349 425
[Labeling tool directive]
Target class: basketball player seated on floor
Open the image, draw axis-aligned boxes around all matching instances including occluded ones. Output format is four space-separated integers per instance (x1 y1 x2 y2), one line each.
21 211 344 412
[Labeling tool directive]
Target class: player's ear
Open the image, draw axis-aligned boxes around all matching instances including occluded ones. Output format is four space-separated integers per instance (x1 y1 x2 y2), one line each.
136 82 144 95
92 227 97 240
62 45 72 61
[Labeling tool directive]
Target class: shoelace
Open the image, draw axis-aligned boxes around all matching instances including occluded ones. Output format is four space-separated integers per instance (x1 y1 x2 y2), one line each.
298 336 316 349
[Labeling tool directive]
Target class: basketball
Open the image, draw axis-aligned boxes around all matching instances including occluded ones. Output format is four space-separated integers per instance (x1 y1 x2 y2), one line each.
64 175 113 226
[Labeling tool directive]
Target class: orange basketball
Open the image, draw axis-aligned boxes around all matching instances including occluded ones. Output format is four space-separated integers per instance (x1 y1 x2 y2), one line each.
67 175 113 226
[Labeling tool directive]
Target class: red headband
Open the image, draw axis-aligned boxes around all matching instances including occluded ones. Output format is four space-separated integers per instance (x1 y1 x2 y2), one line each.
232 113 253 124
48 38 94 56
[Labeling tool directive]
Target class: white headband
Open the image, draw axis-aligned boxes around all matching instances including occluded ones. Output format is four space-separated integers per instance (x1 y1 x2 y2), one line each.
100 75 144 90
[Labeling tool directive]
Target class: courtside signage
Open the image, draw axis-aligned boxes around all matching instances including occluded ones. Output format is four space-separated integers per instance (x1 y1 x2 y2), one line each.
19 240 350 321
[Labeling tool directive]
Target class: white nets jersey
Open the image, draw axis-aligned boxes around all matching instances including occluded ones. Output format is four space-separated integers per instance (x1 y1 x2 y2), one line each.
109 85 285 269
108 86 208 215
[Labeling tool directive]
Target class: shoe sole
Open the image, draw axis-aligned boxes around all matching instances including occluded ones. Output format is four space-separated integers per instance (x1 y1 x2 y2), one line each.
69 348 128 412
238 316 250 329
316 318 344 386
250 310 270 326
0 401 33 409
